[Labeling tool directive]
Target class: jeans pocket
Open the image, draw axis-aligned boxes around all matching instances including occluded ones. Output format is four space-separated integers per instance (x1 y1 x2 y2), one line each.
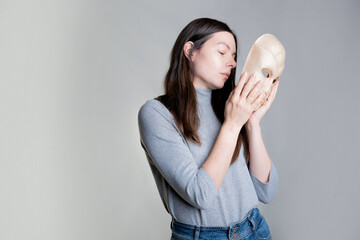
254 215 271 240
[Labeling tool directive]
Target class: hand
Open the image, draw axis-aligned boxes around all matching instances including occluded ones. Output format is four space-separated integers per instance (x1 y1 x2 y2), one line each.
246 80 279 128
224 72 265 132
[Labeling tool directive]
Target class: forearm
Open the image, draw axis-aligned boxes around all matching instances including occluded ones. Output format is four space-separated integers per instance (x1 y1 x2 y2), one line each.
202 122 242 190
246 122 272 183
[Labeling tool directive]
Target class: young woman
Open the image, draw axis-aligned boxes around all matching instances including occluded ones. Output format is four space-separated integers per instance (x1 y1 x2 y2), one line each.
138 17 279 240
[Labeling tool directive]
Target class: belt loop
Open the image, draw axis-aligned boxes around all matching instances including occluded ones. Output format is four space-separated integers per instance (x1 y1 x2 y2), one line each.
247 207 257 231
227 225 232 239
170 219 174 230
194 225 200 240
247 215 256 231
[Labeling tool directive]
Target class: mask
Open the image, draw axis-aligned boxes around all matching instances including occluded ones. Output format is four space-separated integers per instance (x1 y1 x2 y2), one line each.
241 33 285 110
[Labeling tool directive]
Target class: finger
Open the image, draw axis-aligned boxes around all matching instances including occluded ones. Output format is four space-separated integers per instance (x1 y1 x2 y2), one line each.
247 79 263 103
252 91 266 109
227 90 234 101
233 72 248 96
259 94 271 110
267 81 279 103
240 73 257 100
274 81 279 95
262 82 278 108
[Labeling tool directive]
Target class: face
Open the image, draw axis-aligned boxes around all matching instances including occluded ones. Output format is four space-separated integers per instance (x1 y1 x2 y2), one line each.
185 31 237 90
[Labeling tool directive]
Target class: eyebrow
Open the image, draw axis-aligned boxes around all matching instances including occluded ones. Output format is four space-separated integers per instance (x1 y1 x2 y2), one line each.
217 42 236 56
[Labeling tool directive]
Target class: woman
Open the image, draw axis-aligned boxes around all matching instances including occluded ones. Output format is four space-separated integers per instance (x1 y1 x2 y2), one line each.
138 17 279 240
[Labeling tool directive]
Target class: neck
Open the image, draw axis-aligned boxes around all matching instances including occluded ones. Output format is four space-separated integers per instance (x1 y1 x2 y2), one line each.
195 87 212 106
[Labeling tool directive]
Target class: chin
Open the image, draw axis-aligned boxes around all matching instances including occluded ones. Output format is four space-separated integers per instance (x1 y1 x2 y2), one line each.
214 81 225 90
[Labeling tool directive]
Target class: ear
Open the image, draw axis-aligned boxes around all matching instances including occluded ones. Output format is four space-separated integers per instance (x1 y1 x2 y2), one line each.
183 41 196 61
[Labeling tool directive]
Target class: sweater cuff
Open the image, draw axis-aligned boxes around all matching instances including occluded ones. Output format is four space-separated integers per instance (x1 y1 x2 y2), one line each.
199 167 218 193
249 161 279 204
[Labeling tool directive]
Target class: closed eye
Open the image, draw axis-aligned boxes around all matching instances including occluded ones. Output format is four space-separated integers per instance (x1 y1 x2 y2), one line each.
219 51 236 61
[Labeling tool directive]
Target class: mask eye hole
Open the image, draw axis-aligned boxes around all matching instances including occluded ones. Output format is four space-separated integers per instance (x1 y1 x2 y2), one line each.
272 77 279 84
261 69 272 79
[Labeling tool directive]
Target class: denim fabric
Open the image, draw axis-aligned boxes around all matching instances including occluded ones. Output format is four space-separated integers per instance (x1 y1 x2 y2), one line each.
170 208 271 240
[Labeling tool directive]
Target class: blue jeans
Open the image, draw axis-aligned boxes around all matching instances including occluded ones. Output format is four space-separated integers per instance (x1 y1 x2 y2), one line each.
170 207 272 240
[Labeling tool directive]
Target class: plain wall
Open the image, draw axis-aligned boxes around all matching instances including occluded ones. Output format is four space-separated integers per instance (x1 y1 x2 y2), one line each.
1 0 359 239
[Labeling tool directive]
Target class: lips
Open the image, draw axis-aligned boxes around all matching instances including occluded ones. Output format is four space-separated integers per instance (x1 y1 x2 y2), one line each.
221 73 230 78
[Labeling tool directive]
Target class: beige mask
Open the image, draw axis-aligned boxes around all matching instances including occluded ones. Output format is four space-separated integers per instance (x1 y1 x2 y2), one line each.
241 33 285 110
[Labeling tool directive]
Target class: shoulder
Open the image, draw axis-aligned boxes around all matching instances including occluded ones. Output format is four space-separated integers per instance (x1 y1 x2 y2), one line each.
138 98 172 121
138 98 184 142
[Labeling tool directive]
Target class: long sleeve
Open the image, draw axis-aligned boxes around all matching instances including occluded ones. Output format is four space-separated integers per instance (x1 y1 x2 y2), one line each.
138 100 219 210
249 160 279 204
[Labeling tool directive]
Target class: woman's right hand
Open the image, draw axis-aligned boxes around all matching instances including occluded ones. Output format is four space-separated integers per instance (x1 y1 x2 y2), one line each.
224 72 265 132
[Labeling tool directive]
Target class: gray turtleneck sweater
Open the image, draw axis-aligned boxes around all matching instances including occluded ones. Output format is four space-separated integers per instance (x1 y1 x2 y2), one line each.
138 87 279 227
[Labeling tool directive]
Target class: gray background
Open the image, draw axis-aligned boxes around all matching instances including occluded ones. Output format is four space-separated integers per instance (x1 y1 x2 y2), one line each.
1 0 359 239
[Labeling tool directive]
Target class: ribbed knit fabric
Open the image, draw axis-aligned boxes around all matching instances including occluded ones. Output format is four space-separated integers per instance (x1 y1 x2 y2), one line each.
138 87 279 227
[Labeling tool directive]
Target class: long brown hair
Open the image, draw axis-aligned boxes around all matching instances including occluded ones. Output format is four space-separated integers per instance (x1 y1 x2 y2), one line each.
155 18 250 165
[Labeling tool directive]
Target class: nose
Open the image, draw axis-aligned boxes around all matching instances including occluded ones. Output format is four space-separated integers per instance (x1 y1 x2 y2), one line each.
227 57 237 69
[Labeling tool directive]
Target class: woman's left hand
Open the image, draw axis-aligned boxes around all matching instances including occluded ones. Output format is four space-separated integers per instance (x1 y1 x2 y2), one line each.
245 81 279 127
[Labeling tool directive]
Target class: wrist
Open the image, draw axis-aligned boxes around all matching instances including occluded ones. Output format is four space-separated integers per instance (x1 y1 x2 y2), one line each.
245 121 261 132
223 121 242 136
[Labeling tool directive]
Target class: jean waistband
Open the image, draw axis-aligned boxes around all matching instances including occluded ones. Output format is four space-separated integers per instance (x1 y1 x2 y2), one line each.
170 207 261 239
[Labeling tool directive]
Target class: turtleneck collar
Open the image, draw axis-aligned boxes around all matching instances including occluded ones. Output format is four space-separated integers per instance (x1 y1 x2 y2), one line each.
195 87 212 105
